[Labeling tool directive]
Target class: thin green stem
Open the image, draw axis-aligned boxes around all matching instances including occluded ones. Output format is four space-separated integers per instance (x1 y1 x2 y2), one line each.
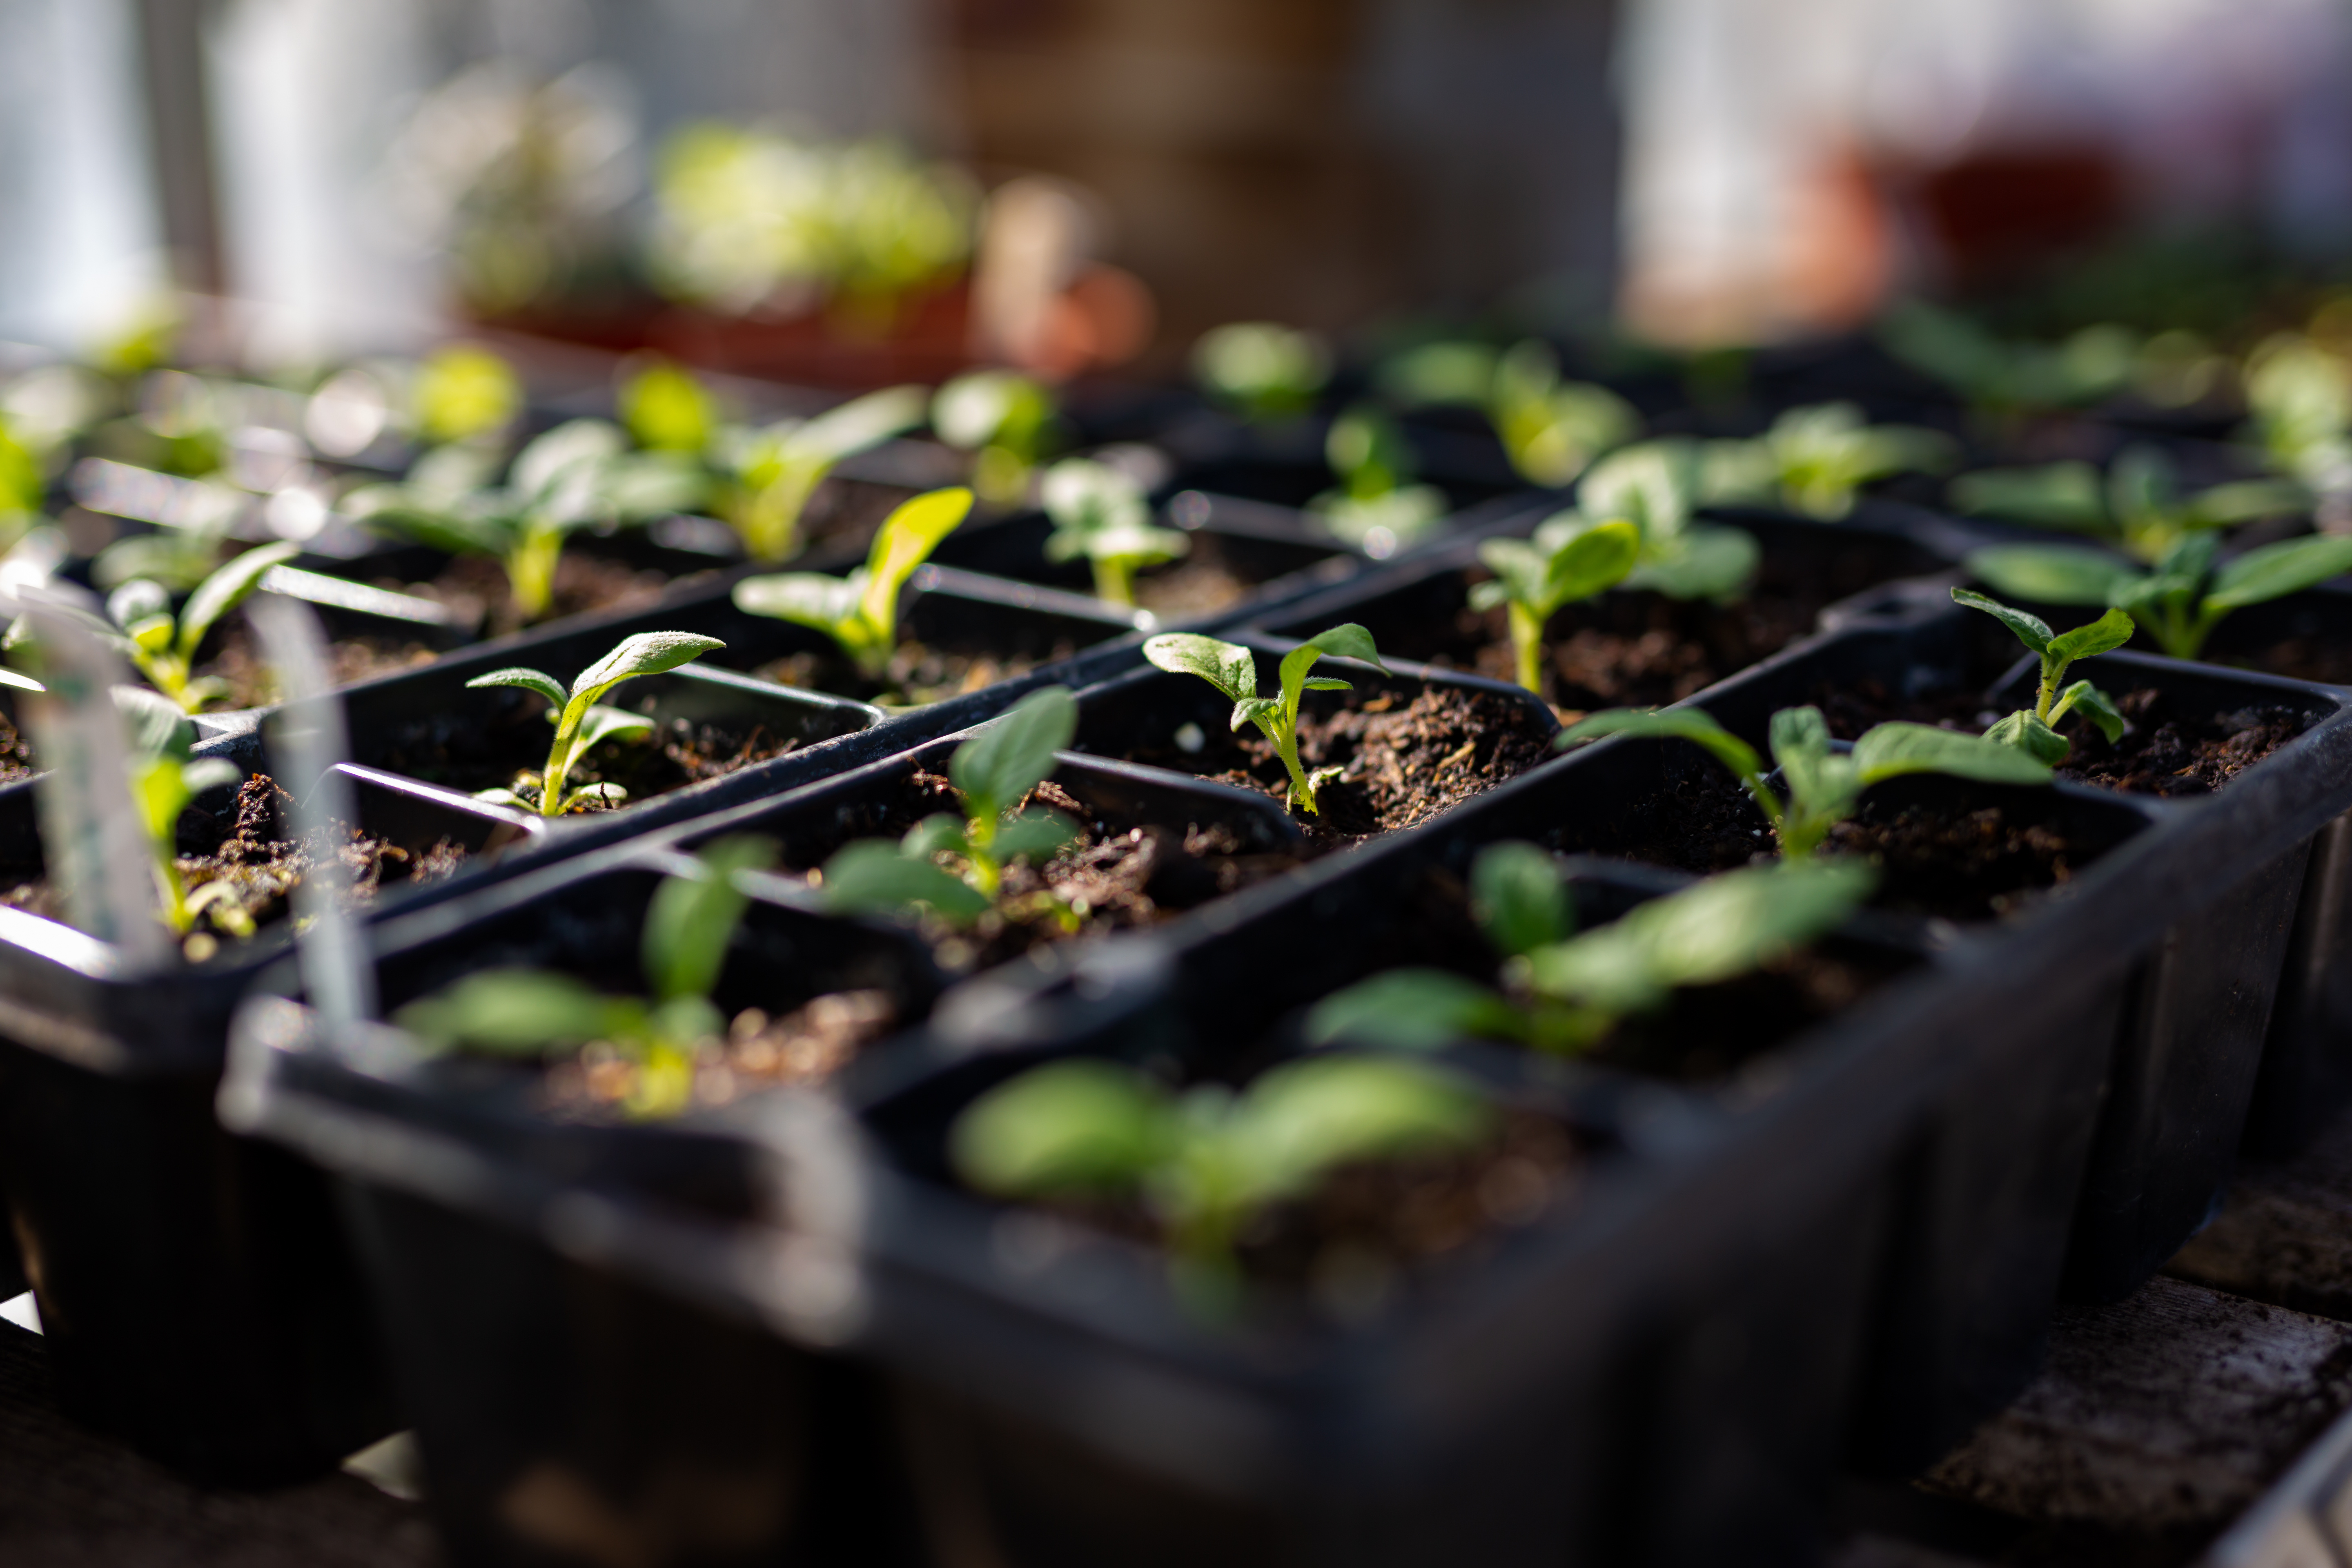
1092 554 1137 609
1506 601 1546 696
1273 726 1317 814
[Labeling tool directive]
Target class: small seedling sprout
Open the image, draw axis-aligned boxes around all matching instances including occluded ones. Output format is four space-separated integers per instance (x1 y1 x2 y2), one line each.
2245 335 2352 496
933 371 1057 506
1561 703 2052 858
101 541 302 711
1378 337 1639 488
818 685 1083 929
1470 515 1642 695
1143 625 1388 815
1950 445 2306 566
1192 322 1332 420
1709 402 1953 521
1575 441 1761 600
412 344 523 446
1309 404 1449 553
466 630 726 817
731 486 974 679
618 359 718 454
393 836 778 1118
1880 303 2139 420
113 686 245 939
716 385 929 562
1965 530 2352 662
951 1051 1490 1311
1307 846 1874 1056
1950 590 2135 763
1040 459 1188 609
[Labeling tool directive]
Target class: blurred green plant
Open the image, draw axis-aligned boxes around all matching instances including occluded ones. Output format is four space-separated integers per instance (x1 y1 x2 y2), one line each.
1880 302 2140 419
1704 403 1953 521
466 630 725 817
1949 445 2306 566
1307 404 1449 555
393 836 778 1118
932 371 1058 507
1950 590 2133 764
732 486 973 679
1040 459 1186 610
1575 441 1760 601
1380 339 1639 488
1966 532 2352 662
1472 516 1641 695
1192 323 1332 421
1307 846 1873 1055
101 541 301 712
414 344 523 446
715 385 929 564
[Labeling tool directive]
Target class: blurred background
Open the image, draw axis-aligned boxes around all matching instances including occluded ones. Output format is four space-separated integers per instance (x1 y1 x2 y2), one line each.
5 0 2352 377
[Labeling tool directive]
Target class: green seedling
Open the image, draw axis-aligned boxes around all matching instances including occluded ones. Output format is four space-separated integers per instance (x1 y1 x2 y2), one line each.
102 541 301 711
933 371 1058 506
732 486 973 680
714 385 929 563
1471 515 1642 695
1880 302 2138 420
351 416 706 623
1561 703 2052 858
618 359 718 454
466 630 725 817
1950 444 2306 565
1192 322 1332 420
1707 402 1953 521
1966 530 2352 662
114 686 244 939
1951 590 2134 763
1379 337 1639 488
1575 440 1761 600
1307 846 1873 1056
1040 459 1187 609
413 343 523 445
819 686 1082 928
1308 404 1448 552
2244 334 2352 495
952 1051 1489 1312
1143 624 1388 815
393 836 777 1119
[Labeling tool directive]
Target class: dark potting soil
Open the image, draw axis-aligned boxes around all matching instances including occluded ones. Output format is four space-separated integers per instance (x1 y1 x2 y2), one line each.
797 771 1307 973
1027 1108 1582 1325
1131 535 1264 621
0 710 35 784
539 989 902 1122
378 707 797 814
1812 679 2312 798
1119 686 1552 845
197 621 443 708
1380 549 1889 714
751 638 1074 708
0 774 467 948
1597 768 2080 922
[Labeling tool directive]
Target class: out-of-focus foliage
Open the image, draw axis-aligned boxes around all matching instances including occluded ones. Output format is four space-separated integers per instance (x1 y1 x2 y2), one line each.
648 125 978 321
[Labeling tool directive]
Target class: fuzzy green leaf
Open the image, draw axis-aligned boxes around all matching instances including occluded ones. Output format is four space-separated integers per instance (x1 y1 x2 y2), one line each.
2205 533 2352 611
1303 970 1530 1051
1145 633 1258 705
1472 841 1570 958
952 686 1076 826
178 541 302 661
2060 681 2128 744
1853 722 2054 788
791 385 929 466
860 487 974 637
467 666 568 708
1543 519 1642 610
570 631 726 703
512 419 625 501
112 684 196 760
1985 710 2071 765
991 807 1081 866
643 835 776 1002
2047 606 2138 662
1966 544 2142 608
821 840 992 924
1220 1056 1490 1211
1231 695 1281 734
1626 523 1760 601
952 1059 1172 1198
732 572 862 633
1949 588 2052 655
1950 462 2107 528
572 704 655 752
901 814 972 860
1769 706 1848 819
394 969 626 1055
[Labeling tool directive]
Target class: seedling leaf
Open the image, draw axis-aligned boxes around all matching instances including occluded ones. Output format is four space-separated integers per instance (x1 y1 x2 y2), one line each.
571 631 728 702
1144 633 1257 704
1966 545 2141 607
2047 606 2137 662
822 840 993 922
1559 707 1764 790
1951 588 2051 654
643 835 776 1002
177 541 301 660
1302 969 1530 1050
991 808 1081 866
1853 722 2054 788
394 969 623 1055
951 686 1076 824
861 487 975 636
467 666 568 708
2205 534 2352 611
1472 841 1570 957
953 1059 1171 1196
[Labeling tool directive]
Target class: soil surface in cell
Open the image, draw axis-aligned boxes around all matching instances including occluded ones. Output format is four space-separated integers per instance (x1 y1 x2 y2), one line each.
1023 1107 1582 1325
393 550 677 637
1372 540 1925 713
198 621 444 709
0 710 34 784
0 774 468 944
1583 766 2088 922
1127 534 1292 621
1812 678 2312 797
540 988 904 1122
751 639 1079 708
378 705 800 814
794 771 1307 973
1116 686 1553 845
